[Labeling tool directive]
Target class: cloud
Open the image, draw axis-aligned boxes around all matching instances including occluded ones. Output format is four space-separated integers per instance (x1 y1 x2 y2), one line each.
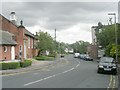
1 2 118 43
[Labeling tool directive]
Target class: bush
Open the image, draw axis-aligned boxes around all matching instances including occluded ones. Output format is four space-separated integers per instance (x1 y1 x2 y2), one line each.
20 60 32 68
8 62 20 69
0 62 20 70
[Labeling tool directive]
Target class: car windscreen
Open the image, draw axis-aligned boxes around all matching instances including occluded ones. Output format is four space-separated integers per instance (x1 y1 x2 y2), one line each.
100 57 113 63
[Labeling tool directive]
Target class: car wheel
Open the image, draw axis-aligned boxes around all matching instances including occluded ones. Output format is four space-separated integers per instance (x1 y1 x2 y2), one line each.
112 71 117 75
97 69 100 73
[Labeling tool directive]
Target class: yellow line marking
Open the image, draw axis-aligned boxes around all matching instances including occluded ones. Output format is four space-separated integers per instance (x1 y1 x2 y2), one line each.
107 75 116 90
107 75 113 90
112 75 116 89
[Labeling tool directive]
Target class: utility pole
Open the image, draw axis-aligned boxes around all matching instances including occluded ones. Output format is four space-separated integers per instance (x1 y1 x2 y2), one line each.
54 28 57 58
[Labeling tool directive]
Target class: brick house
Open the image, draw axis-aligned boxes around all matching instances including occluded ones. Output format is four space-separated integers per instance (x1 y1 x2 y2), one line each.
0 12 38 61
87 45 98 59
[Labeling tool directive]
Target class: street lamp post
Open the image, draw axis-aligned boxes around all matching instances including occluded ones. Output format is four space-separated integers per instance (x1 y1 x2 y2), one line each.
54 28 57 58
108 13 118 65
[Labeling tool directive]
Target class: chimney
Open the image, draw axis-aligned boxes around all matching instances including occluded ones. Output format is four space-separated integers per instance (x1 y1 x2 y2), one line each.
10 11 17 25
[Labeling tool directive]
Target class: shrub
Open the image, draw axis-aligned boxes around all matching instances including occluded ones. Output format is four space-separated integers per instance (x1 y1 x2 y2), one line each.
0 62 20 70
20 60 32 68
8 62 20 69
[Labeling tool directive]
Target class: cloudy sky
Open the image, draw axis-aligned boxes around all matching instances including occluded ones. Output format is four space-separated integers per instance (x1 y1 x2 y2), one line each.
1 1 118 44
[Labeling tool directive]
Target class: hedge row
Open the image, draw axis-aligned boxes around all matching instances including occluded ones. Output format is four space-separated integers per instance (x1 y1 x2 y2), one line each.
0 62 20 70
20 60 32 67
0 60 32 70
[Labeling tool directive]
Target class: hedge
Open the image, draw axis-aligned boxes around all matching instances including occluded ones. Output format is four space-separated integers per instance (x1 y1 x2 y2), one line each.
0 62 20 70
20 60 32 68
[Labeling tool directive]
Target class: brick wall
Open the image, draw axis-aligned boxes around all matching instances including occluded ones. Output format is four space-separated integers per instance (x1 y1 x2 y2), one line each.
87 45 98 59
0 46 12 61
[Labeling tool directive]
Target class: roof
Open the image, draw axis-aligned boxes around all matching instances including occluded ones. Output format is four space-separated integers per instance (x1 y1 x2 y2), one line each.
25 30 35 38
0 30 17 45
25 30 38 39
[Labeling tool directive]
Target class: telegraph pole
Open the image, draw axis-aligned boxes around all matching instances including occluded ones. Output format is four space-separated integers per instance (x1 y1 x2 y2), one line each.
54 28 57 58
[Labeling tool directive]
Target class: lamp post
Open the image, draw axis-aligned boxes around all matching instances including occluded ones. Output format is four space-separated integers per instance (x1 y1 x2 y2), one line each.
54 28 57 58
108 13 118 63
108 13 119 88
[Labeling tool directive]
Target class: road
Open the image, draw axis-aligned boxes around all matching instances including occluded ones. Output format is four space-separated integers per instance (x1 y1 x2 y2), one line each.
2 54 118 89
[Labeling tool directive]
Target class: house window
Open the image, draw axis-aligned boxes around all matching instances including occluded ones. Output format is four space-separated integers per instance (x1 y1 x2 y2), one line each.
4 46 7 52
28 37 30 48
19 45 22 51
31 39 33 48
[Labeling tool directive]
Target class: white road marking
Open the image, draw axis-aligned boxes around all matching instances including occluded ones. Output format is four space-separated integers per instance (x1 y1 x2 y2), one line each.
34 73 39 75
76 64 79 68
24 61 80 86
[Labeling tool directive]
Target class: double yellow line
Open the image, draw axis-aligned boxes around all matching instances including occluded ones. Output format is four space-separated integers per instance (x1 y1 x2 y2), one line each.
107 75 116 90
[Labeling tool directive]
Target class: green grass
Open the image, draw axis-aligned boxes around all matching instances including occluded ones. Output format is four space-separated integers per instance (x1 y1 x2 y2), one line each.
34 56 54 61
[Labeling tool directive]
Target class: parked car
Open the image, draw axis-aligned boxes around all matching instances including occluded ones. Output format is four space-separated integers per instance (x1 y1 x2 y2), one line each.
97 57 117 74
74 53 80 58
60 54 65 58
80 54 87 60
85 56 93 61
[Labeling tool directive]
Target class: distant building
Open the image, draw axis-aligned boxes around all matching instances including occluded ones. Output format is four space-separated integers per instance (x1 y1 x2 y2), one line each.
0 12 38 61
87 45 98 59
90 22 104 59
91 26 97 45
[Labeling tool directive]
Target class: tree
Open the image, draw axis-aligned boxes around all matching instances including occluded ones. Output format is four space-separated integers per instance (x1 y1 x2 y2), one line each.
97 25 115 48
70 40 90 54
36 32 55 56
96 24 120 59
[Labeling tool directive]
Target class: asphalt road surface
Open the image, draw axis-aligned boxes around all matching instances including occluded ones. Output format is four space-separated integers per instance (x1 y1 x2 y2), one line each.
2 54 118 89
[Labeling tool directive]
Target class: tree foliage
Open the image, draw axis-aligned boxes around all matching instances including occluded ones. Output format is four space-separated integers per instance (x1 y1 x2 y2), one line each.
96 24 120 58
70 41 90 54
37 32 55 56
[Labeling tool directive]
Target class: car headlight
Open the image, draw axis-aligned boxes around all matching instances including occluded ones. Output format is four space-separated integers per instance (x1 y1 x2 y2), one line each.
99 65 103 68
112 66 116 68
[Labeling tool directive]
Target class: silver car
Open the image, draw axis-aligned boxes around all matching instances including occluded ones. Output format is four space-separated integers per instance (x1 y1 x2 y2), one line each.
97 57 117 74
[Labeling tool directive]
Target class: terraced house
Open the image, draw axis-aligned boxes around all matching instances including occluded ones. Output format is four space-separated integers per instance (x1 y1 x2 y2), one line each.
0 12 38 61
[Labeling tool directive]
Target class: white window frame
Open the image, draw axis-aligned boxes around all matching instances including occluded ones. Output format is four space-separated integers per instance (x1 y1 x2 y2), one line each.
4 46 7 52
31 39 33 48
28 37 30 48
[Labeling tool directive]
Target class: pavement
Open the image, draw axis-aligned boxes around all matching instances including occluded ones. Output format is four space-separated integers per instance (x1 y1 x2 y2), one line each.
0 57 68 76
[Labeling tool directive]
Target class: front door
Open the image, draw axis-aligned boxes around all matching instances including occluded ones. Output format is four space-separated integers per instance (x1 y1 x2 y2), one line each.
11 46 15 60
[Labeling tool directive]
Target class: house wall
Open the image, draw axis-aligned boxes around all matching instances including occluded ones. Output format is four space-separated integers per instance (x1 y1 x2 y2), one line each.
26 36 36 58
0 46 12 61
1 15 25 60
1 15 38 61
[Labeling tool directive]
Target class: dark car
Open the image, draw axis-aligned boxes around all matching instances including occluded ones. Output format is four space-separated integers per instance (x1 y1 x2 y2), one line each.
60 54 65 58
97 57 117 74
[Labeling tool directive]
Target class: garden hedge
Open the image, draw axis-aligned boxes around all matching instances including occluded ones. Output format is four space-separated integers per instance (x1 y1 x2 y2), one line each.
0 62 20 70
20 60 32 68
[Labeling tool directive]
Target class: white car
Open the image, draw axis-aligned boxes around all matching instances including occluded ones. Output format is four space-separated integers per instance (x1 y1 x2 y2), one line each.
74 53 80 58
